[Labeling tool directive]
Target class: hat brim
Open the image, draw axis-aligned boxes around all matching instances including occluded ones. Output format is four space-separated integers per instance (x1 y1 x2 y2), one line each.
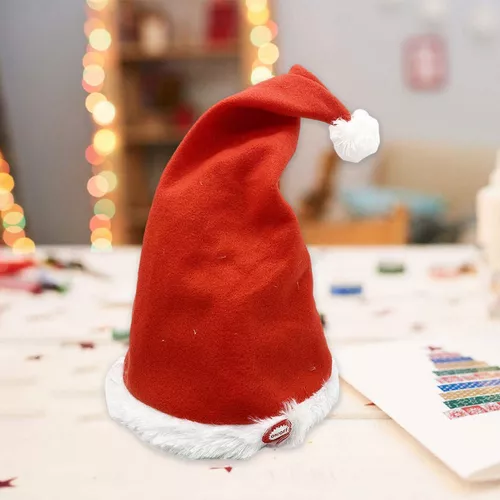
105 357 339 460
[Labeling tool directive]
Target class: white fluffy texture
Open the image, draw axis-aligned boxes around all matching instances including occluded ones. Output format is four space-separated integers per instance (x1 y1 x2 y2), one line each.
329 109 380 163
105 357 339 460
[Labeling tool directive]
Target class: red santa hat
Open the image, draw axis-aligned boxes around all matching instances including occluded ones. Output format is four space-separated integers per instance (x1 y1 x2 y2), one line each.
105 65 379 459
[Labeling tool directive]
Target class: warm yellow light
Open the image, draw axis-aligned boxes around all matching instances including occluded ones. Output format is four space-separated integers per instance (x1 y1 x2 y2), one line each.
0 159 9 174
84 18 105 37
85 92 107 113
0 173 14 193
83 51 105 68
251 66 273 85
246 0 267 12
2 203 24 217
92 100 116 125
83 65 105 87
250 25 272 47
247 8 270 25
258 42 279 65
12 237 36 255
93 129 117 155
87 174 109 198
99 170 117 191
91 227 112 243
91 238 113 251
87 0 109 12
0 192 14 211
89 29 112 51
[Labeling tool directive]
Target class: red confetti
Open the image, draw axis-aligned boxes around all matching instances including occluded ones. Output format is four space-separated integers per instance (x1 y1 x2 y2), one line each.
365 402 378 408
428 346 442 351
26 355 42 361
210 466 232 473
0 477 16 488
79 342 95 350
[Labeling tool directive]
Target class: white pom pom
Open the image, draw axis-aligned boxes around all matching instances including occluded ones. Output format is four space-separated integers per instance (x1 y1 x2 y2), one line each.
329 109 380 163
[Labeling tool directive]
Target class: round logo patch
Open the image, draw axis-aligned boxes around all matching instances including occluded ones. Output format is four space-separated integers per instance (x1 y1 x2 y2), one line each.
262 419 292 445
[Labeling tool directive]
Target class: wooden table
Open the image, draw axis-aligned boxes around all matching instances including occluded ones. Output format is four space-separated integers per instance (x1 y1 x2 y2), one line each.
1 246 500 499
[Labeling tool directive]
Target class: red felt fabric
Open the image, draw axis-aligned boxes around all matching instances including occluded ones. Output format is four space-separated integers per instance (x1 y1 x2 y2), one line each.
124 65 350 425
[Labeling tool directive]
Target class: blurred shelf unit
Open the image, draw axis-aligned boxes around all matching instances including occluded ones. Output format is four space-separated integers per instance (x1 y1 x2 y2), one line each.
107 0 252 243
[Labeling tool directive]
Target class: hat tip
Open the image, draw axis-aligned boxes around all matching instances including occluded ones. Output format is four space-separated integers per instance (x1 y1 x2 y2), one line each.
329 109 380 163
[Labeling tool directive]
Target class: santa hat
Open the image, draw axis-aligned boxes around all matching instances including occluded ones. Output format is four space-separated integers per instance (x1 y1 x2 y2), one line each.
105 65 379 459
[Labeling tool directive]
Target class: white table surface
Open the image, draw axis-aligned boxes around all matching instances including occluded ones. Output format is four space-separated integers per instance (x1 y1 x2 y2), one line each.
1 245 500 499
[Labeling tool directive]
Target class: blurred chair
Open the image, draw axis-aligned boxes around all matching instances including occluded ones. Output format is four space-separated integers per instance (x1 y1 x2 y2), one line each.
373 141 496 220
298 150 409 245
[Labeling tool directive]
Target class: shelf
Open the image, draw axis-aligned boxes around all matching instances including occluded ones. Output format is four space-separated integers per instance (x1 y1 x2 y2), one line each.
120 43 240 63
126 119 189 146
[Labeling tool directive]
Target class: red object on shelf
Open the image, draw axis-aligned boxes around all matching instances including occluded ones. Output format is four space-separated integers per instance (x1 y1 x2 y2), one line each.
403 34 447 91
206 0 238 45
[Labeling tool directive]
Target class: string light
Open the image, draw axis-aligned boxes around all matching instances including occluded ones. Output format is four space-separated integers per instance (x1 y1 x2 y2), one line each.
0 151 35 253
84 0 118 251
246 0 279 86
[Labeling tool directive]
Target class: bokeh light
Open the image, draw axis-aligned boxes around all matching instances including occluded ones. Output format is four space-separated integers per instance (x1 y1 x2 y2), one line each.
99 170 117 191
82 79 103 93
258 42 279 65
87 174 110 198
84 18 105 37
266 20 278 39
2 227 25 246
83 65 105 87
94 198 116 218
91 227 112 243
89 29 112 51
0 173 14 193
246 0 267 12
87 0 109 11
247 8 270 25
85 92 107 113
12 237 36 254
250 25 272 47
0 159 10 174
93 129 117 155
251 66 273 85
91 237 113 251
83 51 105 68
0 192 14 211
92 100 116 125
89 214 111 231
2 211 24 226
85 145 105 166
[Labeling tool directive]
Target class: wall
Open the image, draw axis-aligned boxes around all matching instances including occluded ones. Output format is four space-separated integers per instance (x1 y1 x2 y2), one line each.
276 0 500 210
0 0 91 244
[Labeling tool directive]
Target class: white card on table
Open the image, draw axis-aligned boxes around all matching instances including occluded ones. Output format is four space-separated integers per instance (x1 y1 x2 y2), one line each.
335 338 500 482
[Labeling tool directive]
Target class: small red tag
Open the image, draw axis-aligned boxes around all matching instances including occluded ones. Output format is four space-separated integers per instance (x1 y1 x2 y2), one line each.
262 419 292 445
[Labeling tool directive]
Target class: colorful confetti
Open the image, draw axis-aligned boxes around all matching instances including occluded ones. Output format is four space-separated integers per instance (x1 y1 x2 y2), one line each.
79 342 95 350
210 466 233 473
0 477 16 488
26 355 42 361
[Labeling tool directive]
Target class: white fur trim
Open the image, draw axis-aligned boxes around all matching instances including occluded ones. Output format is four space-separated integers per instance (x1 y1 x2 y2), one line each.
329 108 380 163
105 358 339 460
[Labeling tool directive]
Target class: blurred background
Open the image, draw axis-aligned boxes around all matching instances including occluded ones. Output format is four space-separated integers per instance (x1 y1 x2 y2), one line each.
0 0 499 251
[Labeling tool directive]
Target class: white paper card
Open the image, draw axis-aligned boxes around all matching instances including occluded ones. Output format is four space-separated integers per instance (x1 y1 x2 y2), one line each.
335 338 500 482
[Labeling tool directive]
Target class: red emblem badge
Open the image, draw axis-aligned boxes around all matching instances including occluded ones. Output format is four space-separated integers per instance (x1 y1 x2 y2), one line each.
262 419 292 445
